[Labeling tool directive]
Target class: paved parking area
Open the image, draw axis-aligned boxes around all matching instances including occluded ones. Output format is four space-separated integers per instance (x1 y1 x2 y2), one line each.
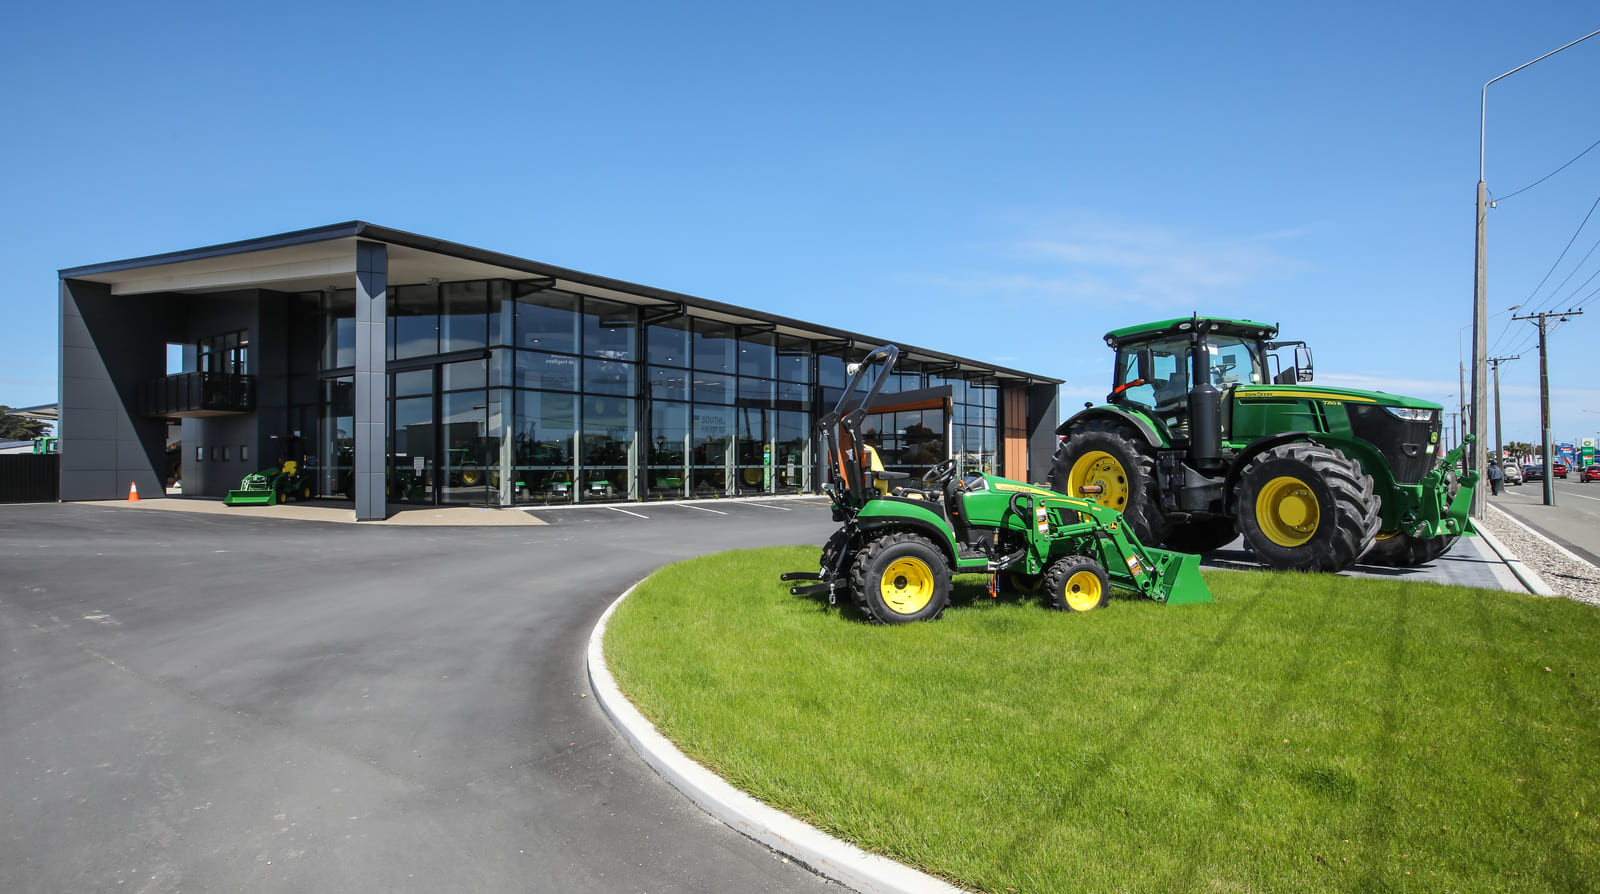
0 495 1525 893
0 500 840 894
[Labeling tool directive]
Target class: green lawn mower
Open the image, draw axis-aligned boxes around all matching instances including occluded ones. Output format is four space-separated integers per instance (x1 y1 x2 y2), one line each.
783 345 1212 624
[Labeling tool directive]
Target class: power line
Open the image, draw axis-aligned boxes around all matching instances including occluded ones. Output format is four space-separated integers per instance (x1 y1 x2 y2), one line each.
1491 136 1600 203
1520 192 1600 313
1510 307 1584 506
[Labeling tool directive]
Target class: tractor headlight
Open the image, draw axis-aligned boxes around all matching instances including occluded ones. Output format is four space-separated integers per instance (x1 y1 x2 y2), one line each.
1382 406 1435 423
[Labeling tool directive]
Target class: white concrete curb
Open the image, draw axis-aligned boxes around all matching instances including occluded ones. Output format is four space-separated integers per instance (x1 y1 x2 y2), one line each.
1479 508 1559 597
587 584 966 894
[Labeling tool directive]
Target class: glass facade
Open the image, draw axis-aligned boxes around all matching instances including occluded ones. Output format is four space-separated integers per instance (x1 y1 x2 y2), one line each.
297 277 1012 506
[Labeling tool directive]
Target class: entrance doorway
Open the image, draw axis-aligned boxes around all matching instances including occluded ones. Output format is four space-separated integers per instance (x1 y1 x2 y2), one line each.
388 360 491 506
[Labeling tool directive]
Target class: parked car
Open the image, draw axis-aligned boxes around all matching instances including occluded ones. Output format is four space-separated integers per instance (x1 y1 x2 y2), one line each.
1584 464 1600 482
1502 463 1522 485
1523 463 1545 482
1553 460 1570 479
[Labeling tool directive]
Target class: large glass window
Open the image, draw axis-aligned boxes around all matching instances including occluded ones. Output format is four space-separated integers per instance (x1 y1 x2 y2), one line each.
583 298 636 361
777 335 811 384
737 331 775 379
514 391 576 504
691 405 732 496
647 316 692 367
441 281 489 353
647 366 690 401
691 371 734 405
323 289 356 369
647 401 690 499
584 359 636 396
391 283 439 360
516 351 578 391
514 287 578 354
581 396 633 501
441 391 489 505
693 320 736 373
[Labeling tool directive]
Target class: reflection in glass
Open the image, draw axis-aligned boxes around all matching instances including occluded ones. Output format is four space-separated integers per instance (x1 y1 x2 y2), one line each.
693 320 735 373
647 366 689 401
583 298 636 360
514 391 576 505
738 331 775 379
515 287 578 353
441 391 489 505
647 316 691 367
441 281 489 353
390 395 434 503
581 396 634 501
323 289 356 369
692 405 732 496
516 351 578 391
648 401 690 499
584 359 636 396
391 284 439 360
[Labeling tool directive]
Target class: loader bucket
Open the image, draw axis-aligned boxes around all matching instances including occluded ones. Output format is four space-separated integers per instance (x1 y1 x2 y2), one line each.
1143 547 1213 605
223 488 278 507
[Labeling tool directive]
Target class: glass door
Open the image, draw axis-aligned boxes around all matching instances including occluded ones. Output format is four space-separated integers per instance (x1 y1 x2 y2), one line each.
390 367 438 505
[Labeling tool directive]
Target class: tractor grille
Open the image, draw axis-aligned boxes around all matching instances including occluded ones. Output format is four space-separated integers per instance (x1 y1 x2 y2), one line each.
1346 405 1438 485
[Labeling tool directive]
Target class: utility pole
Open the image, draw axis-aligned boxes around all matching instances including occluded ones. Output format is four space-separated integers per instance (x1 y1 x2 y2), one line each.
1512 309 1582 506
1488 355 1519 467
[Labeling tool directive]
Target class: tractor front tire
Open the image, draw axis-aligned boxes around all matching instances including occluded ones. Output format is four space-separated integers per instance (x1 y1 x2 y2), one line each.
1362 531 1458 567
1050 419 1169 547
1237 443 1380 573
848 531 951 624
1044 555 1111 612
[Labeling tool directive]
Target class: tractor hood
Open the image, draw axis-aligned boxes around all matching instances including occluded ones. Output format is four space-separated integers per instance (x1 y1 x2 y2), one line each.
1231 384 1440 411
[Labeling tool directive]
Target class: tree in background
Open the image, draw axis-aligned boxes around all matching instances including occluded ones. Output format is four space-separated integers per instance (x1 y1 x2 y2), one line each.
0 406 51 441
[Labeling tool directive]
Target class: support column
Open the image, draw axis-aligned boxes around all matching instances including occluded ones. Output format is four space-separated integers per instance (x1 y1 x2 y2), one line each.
354 242 388 520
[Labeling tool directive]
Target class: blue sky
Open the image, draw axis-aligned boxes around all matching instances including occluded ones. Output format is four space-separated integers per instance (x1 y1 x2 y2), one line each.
3 2 1597 450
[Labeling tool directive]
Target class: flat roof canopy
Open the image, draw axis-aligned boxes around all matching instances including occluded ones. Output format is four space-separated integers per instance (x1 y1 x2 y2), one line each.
60 221 1060 386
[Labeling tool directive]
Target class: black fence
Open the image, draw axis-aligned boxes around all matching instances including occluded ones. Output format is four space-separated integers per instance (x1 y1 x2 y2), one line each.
0 453 59 503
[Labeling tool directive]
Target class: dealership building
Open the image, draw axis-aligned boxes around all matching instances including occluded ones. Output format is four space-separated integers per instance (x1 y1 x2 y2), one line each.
58 222 1061 519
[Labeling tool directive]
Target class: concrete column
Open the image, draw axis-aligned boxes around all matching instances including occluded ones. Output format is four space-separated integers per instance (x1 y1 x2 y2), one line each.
354 242 388 520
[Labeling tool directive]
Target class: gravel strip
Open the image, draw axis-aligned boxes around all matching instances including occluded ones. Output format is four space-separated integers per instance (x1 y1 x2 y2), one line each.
1480 506 1600 606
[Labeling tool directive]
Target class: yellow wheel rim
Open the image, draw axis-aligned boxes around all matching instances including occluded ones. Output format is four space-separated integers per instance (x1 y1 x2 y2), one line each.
1256 475 1319 547
880 557 936 615
462 468 481 486
1063 570 1104 611
1068 450 1130 511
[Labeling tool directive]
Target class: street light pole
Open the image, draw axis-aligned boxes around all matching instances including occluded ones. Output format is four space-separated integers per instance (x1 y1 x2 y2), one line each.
1474 28 1600 517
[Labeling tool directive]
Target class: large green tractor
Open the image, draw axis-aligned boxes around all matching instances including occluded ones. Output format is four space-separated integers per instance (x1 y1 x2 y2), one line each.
1051 316 1476 573
784 344 1212 624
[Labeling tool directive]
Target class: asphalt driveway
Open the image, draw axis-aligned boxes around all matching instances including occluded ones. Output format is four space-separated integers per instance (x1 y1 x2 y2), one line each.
0 500 842 893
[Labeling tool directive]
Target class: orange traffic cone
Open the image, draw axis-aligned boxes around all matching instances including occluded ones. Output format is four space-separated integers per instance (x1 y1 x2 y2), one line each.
128 481 140 502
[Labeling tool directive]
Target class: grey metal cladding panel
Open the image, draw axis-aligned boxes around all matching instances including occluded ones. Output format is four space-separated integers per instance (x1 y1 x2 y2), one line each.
63 344 111 378
60 469 119 502
62 437 119 471
61 312 93 347
61 374 120 411
117 438 154 469
58 407 115 441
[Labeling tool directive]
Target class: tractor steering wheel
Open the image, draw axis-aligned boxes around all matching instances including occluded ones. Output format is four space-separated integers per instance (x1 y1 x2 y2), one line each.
922 458 958 486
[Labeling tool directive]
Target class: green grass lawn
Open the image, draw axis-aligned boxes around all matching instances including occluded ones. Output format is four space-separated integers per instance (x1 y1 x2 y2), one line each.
604 547 1600 893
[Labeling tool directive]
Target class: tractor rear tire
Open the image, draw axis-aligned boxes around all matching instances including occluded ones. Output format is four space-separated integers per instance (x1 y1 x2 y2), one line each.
1362 531 1458 567
848 531 951 624
1237 443 1380 573
1044 555 1111 612
1162 519 1239 554
1050 419 1170 547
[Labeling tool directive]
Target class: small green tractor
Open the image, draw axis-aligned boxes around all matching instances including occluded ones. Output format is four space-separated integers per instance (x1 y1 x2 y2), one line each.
223 459 314 506
784 345 1212 624
1051 316 1476 574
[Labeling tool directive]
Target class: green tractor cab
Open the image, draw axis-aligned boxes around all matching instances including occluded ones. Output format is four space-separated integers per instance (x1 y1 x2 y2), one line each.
783 345 1212 624
1052 315 1477 573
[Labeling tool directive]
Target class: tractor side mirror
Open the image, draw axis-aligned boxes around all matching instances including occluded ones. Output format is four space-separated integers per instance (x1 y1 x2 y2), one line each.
1295 344 1314 382
1136 349 1154 383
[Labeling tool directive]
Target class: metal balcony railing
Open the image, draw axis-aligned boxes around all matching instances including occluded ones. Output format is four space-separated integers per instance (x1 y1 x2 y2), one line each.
138 372 255 418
